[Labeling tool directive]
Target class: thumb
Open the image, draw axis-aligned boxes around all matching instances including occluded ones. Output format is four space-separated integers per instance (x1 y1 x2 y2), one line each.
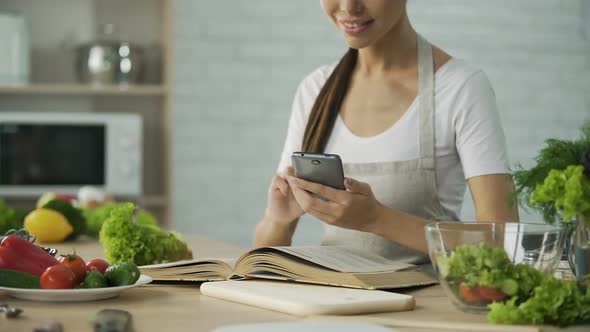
280 165 295 178
286 165 295 177
344 177 371 195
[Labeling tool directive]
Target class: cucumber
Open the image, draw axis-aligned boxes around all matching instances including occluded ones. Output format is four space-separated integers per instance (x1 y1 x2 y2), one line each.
0 269 41 289
501 278 518 296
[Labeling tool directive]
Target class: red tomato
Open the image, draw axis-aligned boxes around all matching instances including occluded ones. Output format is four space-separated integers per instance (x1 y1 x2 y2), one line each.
58 253 86 284
86 259 110 274
477 286 508 301
458 283 484 303
40 265 77 289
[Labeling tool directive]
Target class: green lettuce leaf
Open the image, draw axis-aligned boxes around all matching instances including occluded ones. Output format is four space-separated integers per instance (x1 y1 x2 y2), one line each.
531 165 590 224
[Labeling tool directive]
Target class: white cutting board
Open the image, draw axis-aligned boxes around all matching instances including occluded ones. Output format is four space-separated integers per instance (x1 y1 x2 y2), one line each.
200 280 415 316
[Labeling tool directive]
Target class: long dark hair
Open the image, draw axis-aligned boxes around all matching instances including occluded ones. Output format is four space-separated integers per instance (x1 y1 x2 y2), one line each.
301 48 358 153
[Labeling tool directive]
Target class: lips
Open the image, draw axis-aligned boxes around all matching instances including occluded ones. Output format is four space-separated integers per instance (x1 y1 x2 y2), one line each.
338 19 374 34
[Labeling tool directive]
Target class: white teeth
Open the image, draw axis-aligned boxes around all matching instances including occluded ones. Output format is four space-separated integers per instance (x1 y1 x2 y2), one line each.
343 22 366 29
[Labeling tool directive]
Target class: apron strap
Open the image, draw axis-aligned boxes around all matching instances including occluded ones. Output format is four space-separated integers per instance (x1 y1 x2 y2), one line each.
417 34 435 170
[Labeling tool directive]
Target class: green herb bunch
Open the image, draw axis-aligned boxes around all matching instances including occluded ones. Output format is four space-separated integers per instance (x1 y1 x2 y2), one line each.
513 122 590 223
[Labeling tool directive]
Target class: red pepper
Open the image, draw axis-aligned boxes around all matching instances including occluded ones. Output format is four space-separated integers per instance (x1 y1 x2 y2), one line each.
0 247 47 276
0 235 58 276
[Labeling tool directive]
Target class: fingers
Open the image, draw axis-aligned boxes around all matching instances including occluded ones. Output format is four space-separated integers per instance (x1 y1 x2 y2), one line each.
271 165 298 197
286 165 295 177
290 183 339 217
344 177 371 195
270 175 290 196
306 207 336 225
279 165 295 178
287 176 347 204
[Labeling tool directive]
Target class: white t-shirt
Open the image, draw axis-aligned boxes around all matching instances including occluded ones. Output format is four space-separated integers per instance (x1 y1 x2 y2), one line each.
277 59 509 218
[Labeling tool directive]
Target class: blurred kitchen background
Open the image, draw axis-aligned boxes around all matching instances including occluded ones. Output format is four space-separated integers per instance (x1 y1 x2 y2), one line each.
0 0 588 247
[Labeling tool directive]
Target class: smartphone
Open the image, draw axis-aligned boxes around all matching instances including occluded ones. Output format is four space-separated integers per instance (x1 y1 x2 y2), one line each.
291 152 345 190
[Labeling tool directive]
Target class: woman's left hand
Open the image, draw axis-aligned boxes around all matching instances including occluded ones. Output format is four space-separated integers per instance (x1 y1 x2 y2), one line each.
286 176 383 232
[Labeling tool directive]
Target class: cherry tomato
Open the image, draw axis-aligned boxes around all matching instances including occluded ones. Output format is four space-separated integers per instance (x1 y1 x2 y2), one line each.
86 259 110 275
477 286 508 301
40 265 77 289
458 283 484 303
58 253 86 284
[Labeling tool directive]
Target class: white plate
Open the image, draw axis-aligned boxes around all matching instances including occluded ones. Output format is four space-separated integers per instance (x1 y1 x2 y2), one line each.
0 274 152 302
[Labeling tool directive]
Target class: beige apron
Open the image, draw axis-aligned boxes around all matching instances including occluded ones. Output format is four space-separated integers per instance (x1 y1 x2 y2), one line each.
322 35 451 264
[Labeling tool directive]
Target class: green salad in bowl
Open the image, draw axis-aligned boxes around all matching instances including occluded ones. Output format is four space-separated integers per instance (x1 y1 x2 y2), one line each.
436 241 545 311
425 222 590 326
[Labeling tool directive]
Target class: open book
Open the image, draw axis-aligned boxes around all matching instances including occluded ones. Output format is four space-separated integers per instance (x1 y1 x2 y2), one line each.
139 246 437 290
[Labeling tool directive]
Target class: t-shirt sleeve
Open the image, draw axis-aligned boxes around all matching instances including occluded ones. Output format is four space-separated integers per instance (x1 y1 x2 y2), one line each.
276 81 309 174
453 71 509 179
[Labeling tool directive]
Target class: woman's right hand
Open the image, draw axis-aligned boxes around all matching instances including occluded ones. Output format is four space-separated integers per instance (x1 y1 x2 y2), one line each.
265 166 304 225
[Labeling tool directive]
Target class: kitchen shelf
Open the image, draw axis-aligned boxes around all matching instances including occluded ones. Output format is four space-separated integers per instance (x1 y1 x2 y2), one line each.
0 84 167 96
0 0 174 227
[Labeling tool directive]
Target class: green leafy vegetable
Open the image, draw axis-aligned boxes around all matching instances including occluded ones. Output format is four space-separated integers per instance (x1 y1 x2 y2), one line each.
84 204 115 237
443 243 544 300
84 203 157 237
508 263 544 300
99 202 192 265
0 199 29 234
488 277 589 326
530 165 590 225
136 209 158 226
443 243 516 290
42 199 86 240
443 243 590 326
513 122 590 223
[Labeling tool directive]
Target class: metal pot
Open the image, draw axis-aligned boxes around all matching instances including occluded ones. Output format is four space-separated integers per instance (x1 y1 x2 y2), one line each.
75 40 143 85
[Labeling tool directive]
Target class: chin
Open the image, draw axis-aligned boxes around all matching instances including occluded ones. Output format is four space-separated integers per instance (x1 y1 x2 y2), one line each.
342 37 374 50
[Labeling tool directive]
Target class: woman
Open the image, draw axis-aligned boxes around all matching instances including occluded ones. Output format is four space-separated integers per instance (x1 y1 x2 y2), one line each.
254 0 518 262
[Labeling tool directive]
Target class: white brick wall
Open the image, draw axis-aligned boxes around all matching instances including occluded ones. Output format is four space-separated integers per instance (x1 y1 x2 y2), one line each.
173 0 590 247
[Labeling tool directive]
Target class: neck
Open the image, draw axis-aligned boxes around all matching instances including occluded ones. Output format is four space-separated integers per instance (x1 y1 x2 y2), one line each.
356 12 417 75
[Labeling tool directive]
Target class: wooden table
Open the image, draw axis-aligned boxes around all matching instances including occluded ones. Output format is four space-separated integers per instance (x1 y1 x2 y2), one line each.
0 236 585 332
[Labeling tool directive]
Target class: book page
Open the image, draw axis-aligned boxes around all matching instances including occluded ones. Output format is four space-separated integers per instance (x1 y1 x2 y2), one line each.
272 246 413 273
139 258 237 269
355 270 437 289
139 258 237 282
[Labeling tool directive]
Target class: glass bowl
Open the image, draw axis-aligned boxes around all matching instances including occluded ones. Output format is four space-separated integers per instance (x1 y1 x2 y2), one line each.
424 222 565 313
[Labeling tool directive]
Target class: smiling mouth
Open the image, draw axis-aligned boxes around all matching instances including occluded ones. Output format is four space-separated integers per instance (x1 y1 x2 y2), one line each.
339 20 374 34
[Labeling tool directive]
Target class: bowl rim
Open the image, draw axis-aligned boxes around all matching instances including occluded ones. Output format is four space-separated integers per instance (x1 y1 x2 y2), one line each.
424 221 564 234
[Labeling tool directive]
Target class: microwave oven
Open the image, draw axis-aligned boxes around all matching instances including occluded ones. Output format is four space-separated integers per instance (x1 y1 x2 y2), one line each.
0 112 142 197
